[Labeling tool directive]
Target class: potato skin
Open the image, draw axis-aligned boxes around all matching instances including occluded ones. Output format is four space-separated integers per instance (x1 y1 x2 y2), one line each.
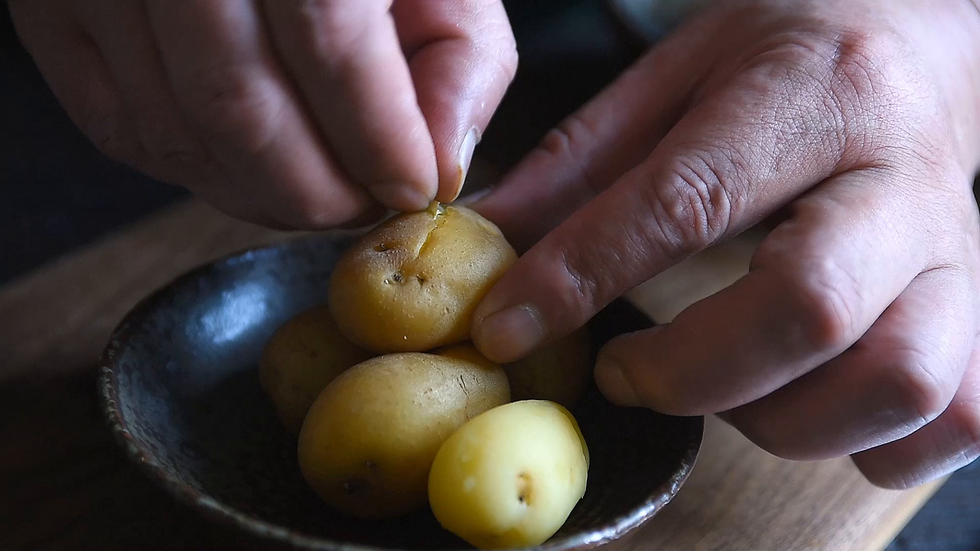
503 328 593 409
297 352 510 519
259 305 373 434
427 400 590 549
435 342 502 372
328 204 517 353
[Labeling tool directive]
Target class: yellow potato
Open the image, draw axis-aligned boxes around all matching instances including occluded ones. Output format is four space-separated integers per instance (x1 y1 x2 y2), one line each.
328 203 517 353
297 351 510 519
428 400 590 549
435 342 501 371
259 304 373 434
504 328 593 409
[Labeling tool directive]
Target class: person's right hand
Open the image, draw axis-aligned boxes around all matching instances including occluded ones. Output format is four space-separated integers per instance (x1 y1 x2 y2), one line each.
8 0 517 228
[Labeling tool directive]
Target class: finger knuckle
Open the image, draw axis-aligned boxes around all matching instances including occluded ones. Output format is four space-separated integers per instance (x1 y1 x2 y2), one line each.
80 111 132 162
496 41 519 83
537 116 604 197
182 71 283 154
298 0 384 61
138 127 206 166
275 194 349 230
823 33 891 118
788 257 861 352
487 26 520 84
553 249 600 320
883 347 955 432
743 26 909 162
645 148 740 256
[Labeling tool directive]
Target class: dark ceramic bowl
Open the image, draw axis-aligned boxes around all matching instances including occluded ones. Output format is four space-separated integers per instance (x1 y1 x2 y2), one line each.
97 233 703 551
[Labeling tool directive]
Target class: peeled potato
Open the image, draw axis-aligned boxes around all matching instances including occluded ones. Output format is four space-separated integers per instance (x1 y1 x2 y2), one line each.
328 203 517 353
504 328 593 409
298 351 510 519
428 400 590 549
259 304 373 434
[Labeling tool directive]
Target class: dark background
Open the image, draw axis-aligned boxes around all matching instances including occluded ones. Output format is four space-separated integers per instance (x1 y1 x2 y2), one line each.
1 1 976 548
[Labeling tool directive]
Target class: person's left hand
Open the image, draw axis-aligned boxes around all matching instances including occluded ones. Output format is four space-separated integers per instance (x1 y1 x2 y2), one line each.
470 0 980 488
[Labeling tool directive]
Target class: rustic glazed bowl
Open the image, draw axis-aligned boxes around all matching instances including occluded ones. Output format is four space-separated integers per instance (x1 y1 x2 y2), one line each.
98 232 703 551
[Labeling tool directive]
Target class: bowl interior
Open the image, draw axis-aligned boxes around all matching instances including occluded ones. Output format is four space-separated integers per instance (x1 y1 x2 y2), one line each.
101 233 702 551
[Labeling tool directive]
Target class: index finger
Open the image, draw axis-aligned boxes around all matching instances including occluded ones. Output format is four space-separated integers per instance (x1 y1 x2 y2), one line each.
471 30 896 362
144 0 373 228
393 0 518 202
261 0 438 211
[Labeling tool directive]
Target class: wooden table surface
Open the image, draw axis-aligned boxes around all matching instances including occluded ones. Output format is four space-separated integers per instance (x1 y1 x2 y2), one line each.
0 198 944 551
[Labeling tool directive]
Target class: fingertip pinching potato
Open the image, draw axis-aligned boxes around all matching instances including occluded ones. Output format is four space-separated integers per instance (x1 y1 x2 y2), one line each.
428 400 590 549
327 203 517 353
297 350 510 519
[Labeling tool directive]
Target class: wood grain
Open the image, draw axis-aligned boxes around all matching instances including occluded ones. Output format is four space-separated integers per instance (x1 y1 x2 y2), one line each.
0 198 941 551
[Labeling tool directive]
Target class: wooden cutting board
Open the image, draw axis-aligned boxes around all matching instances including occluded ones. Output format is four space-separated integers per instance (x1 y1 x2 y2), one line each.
0 196 941 551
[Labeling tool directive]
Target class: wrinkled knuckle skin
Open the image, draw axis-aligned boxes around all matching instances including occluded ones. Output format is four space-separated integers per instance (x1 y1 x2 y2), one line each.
487 18 520 84
883 348 953 433
824 33 893 122
647 149 738 257
746 26 909 163
182 72 283 154
553 249 600 323
537 116 603 197
295 0 383 64
789 257 860 354
495 40 519 84
140 129 206 167
81 110 134 163
278 199 345 230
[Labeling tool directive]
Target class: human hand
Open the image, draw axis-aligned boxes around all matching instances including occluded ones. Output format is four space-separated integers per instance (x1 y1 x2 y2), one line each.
7 0 517 228
472 0 980 488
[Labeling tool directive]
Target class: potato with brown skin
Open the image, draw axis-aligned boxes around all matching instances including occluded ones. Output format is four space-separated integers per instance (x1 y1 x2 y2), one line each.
297 351 510 519
328 203 517 353
503 328 593 410
259 304 374 434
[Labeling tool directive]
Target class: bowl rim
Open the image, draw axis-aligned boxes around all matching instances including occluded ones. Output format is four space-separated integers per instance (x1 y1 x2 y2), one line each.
97 231 705 551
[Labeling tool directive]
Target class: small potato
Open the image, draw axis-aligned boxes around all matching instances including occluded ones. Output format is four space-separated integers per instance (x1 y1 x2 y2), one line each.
504 328 593 409
298 352 510 519
435 342 501 371
328 203 517 353
259 305 373 434
428 400 590 549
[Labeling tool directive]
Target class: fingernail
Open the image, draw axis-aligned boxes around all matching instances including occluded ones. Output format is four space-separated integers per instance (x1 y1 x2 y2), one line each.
452 126 481 201
372 182 432 212
473 304 545 363
595 354 641 407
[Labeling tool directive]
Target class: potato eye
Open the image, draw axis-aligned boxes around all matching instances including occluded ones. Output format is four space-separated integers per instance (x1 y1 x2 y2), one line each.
516 472 532 505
